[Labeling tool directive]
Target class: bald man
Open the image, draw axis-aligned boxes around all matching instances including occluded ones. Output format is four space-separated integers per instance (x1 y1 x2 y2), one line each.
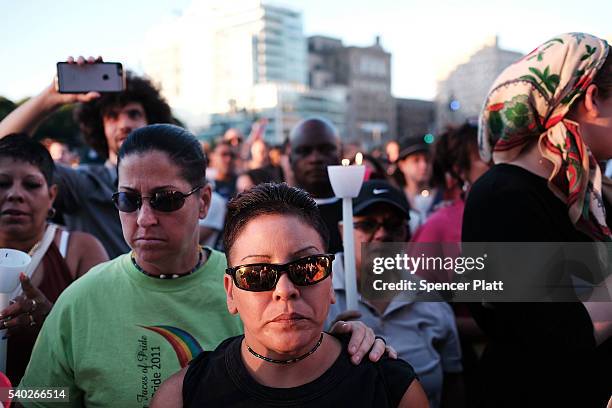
289 117 343 253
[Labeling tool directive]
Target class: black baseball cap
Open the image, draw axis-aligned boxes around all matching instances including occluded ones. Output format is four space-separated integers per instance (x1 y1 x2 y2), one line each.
397 137 429 162
353 180 410 219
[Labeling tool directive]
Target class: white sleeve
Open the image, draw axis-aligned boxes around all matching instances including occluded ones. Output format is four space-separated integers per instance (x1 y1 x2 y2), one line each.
199 192 227 230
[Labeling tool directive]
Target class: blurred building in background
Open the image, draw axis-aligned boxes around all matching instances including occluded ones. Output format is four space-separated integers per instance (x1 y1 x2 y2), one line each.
201 83 347 145
145 2 525 147
308 35 395 148
434 36 522 131
395 98 435 141
141 4 213 129
143 0 346 144
209 0 307 112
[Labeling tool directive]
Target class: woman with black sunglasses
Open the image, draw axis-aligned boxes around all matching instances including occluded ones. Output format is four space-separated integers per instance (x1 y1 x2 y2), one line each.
152 183 428 407
20 125 393 407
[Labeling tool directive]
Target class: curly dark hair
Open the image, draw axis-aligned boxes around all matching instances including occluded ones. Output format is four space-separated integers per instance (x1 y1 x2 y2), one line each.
430 123 479 190
74 71 173 159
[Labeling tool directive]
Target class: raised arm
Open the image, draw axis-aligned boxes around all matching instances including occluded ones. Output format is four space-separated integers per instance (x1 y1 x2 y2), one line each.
0 56 101 138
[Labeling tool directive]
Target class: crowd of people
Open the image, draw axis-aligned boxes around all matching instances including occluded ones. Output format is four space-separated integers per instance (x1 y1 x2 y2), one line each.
0 32 610 407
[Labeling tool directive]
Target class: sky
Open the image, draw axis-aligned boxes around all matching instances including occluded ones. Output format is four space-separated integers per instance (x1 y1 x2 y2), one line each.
3 0 611 103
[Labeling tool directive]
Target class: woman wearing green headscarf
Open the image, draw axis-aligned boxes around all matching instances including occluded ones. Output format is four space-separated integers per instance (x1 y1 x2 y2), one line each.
463 33 612 407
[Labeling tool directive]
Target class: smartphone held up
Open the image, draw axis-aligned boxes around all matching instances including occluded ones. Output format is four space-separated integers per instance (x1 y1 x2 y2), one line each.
56 62 125 93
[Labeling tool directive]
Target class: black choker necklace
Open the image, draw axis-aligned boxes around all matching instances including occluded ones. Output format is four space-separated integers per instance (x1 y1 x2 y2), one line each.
131 247 203 279
246 333 324 364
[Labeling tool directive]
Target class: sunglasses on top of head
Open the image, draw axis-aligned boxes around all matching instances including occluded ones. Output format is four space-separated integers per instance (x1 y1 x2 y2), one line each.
226 254 335 292
112 186 202 213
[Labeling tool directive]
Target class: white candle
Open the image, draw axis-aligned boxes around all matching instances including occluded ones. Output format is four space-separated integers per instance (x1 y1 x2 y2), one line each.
0 248 30 373
327 164 365 311
341 198 359 310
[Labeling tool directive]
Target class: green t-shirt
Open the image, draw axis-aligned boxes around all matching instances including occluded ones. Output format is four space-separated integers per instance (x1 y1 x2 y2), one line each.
19 250 243 407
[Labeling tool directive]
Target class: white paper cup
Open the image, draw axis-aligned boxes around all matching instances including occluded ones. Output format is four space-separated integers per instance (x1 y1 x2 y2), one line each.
0 248 31 293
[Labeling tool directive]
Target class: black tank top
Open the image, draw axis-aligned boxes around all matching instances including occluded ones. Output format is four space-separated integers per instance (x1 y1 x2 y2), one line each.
183 335 417 407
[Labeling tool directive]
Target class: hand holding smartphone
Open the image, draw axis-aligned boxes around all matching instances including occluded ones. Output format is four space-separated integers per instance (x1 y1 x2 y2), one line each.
56 61 125 94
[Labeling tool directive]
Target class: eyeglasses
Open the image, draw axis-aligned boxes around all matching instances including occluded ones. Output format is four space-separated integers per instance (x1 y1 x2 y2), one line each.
353 218 408 236
112 186 202 213
226 254 334 292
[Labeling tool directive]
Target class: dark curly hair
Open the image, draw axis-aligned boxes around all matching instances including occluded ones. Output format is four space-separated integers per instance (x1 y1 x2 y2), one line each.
74 71 173 159
223 183 330 263
430 123 479 190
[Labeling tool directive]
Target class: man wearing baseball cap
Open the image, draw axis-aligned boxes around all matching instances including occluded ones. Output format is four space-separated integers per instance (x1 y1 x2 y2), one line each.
326 179 463 408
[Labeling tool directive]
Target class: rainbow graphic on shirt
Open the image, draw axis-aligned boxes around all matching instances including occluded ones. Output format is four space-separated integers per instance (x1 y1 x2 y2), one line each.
140 325 203 367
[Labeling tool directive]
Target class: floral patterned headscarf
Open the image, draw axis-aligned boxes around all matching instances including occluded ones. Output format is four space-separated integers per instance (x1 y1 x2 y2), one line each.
479 33 610 240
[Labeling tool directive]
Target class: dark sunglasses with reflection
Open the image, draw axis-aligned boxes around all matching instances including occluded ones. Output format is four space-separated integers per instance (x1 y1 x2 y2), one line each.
226 254 334 292
112 186 202 213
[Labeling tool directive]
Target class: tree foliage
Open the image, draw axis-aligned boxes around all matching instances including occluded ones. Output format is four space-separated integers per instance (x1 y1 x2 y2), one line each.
0 96 82 147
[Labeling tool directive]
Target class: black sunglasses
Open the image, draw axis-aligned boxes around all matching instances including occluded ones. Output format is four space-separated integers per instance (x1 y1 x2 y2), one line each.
353 218 408 236
112 186 202 213
226 254 334 292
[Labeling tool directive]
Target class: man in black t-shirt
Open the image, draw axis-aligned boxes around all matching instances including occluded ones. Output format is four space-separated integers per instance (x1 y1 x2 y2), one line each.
289 117 343 253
